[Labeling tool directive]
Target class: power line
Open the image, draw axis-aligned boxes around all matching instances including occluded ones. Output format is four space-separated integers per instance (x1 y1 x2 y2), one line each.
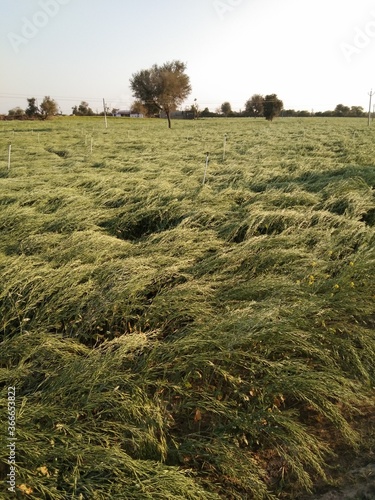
0 93 130 103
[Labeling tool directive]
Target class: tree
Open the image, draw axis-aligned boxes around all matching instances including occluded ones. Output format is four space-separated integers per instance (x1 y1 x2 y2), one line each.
72 101 94 116
200 107 213 118
130 60 191 128
263 94 283 121
40 96 58 120
349 106 365 117
244 94 264 117
25 97 39 118
130 100 148 116
8 107 25 118
296 110 311 117
220 101 232 117
185 99 199 119
334 104 350 117
79 101 94 116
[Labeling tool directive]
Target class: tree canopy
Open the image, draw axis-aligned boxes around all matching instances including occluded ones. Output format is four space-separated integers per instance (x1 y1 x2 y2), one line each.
72 101 94 116
40 96 59 120
130 60 191 128
8 107 25 118
220 101 232 117
245 94 264 118
263 94 283 121
25 97 39 118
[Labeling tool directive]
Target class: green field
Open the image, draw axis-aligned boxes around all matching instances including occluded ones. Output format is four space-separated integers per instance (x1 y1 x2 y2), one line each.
0 116 374 499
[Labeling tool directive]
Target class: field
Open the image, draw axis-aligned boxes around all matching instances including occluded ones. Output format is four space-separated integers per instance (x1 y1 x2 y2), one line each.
0 116 374 499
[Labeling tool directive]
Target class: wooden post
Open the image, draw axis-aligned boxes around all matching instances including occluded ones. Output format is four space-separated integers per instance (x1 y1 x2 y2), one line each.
90 136 93 153
7 144 11 171
368 90 374 126
223 133 227 161
202 152 209 185
103 98 108 129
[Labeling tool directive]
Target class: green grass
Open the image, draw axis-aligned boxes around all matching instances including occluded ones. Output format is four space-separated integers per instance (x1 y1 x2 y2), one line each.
0 116 374 499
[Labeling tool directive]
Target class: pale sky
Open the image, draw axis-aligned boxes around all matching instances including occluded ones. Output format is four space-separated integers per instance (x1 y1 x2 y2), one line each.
1 0 375 114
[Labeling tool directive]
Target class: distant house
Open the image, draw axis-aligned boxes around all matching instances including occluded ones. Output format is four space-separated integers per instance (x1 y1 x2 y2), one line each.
113 109 130 117
114 110 144 118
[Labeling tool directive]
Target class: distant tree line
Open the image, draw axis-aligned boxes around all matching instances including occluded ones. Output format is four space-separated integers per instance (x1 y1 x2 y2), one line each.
3 98 108 120
199 97 366 119
5 96 59 120
313 104 365 117
0 57 367 125
2 93 367 122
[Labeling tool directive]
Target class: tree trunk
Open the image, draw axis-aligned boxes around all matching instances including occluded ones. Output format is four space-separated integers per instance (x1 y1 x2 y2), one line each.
166 111 171 129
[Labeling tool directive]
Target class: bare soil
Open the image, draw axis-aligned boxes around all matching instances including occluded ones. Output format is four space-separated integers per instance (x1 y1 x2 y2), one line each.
299 403 375 500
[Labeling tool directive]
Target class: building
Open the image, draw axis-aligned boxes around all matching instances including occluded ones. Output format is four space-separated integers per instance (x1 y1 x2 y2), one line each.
114 110 144 118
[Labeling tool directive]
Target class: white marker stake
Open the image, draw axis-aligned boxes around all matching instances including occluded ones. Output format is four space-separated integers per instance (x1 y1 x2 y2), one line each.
202 152 209 185
7 144 11 171
90 137 93 153
103 98 108 129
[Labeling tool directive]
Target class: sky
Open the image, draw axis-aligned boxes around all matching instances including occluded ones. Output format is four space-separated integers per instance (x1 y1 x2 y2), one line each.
1 0 375 115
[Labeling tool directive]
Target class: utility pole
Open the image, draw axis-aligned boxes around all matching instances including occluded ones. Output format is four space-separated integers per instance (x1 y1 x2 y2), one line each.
368 89 374 126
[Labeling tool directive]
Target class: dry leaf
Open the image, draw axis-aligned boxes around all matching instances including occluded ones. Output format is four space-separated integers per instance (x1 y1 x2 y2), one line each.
18 484 33 495
194 409 202 422
37 466 50 477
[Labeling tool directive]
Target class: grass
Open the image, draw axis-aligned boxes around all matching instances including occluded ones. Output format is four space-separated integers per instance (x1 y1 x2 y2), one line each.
0 116 374 499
